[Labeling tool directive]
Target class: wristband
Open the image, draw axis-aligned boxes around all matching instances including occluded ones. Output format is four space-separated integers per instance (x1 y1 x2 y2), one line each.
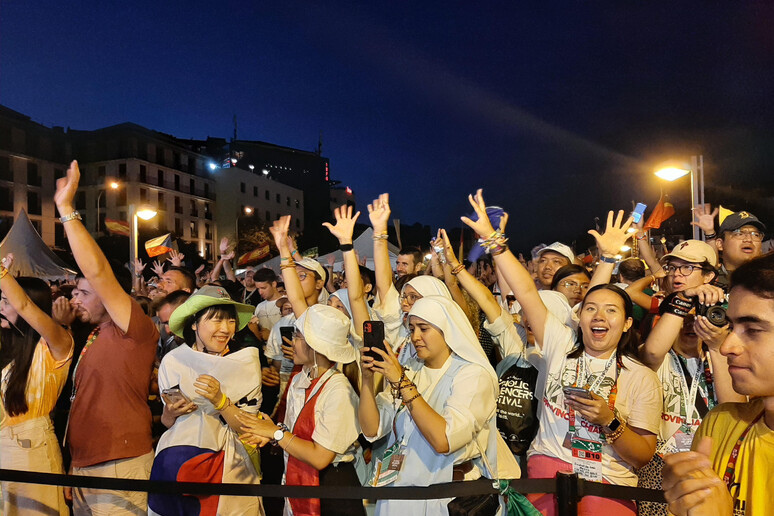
635 233 647 241
372 232 389 241
659 292 694 318
704 232 717 239
403 392 421 405
339 243 354 252
214 393 229 411
291 249 299 257
450 263 465 275
599 255 617 264
59 210 82 223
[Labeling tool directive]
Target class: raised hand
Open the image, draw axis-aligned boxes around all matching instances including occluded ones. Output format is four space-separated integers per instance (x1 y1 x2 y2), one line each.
169 250 185 267
54 160 81 213
221 250 235 261
691 204 718 235
367 193 391 232
326 254 335 267
133 258 146 276
269 216 292 252
439 229 460 267
587 210 634 258
151 260 165 278
322 204 360 244
52 296 76 327
220 237 231 255
460 189 497 239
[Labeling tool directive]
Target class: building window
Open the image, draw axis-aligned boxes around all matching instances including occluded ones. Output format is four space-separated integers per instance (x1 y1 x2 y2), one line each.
253 186 258 197
0 157 11 181
158 192 165 206
27 191 42 215
190 221 198 238
204 203 212 220
27 162 41 186
205 223 212 240
190 178 195 194
0 185 12 211
241 182 246 193
175 218 182 236
174 174 180 191
205 243 212 261
98 165 106 178
296 218 300 229
140 188 148 202
175 196 182 214
286 196 290 206
156 146 164 165
55 222 66 248
118 187 127 206
118 163 127 179
157 169 164 187
265 190 269 200
295 199 300 209
265 210 271 221
190 199 198 217
140 165 147 183
31 219 42 235
75 191 86 210
204 183 210 198
276 193 280 203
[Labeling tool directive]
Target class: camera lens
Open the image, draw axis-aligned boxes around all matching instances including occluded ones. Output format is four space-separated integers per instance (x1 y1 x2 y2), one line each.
705 305 727 327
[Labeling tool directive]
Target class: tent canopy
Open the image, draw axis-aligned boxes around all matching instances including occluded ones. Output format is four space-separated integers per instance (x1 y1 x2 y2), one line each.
0 210 77 281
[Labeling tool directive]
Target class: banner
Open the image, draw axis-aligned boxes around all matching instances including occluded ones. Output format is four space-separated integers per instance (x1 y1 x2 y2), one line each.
237 244 270 266
145 233 174 258
105 218 130 236
643 194 675 230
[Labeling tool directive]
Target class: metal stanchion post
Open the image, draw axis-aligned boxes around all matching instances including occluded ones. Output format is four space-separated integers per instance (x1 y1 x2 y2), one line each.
556 472 579 516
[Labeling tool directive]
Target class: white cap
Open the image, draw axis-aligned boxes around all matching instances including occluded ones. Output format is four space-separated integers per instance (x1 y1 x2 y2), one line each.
537 242 575 265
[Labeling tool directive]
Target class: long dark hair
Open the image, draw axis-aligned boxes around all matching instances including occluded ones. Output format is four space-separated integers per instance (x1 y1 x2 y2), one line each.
567 284 641 363
0 277 53 416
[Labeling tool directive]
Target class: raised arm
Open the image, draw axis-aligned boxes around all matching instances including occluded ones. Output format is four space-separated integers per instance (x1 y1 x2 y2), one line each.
0 256 72 361
367 194 394 303
633 220 664 277
322 205 371 337
587 210 634 288
461 189 550 347
691 204 720 252
54 161 133 333
270 216 308 318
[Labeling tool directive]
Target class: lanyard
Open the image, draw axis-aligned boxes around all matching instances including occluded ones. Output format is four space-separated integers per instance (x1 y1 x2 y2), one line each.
568 353 621 434
723 411 764 488
393 360 452 443
69 326 101 403
671 351 704 427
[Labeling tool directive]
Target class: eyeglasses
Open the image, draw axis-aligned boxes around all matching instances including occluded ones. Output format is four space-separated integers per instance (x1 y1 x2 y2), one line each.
664 263 705 276
399 293 422 304
728 229 763 242
560 281 589 291
297 271 308 281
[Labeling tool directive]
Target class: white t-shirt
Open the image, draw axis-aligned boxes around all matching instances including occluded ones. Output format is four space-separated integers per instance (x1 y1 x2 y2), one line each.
254 298 282 334
527 313 662 486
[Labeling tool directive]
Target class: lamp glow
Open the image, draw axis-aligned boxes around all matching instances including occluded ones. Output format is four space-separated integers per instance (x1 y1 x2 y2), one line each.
136 207 157 220
654 167 690 181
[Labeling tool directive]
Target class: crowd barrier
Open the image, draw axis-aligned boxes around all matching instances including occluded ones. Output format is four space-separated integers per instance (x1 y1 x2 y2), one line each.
0 468 666 516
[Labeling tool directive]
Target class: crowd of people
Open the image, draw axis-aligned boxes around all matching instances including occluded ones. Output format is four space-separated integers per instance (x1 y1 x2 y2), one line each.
0 159 772 516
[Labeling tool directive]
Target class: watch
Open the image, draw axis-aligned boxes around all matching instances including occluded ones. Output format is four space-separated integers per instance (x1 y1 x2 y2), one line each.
605 416 622 433
273 428 286 442
599 254 617 264
59 210 82 223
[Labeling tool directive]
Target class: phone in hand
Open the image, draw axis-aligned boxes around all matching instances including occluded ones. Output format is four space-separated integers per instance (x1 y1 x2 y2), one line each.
363 320 386 361
563 386 593 400
631 202 647 224
162 386 191 405
279 326 295 345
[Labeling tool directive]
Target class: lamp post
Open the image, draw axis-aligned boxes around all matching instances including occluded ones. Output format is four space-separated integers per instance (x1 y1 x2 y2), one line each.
96 181 121 233
654 155 705 240
129 204 158 269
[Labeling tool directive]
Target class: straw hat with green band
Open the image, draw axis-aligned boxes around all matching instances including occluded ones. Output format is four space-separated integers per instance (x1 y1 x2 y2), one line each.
168 285 255 338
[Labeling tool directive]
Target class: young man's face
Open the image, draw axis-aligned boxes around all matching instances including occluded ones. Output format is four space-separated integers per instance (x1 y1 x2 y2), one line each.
396 254 417 277
256 280 277 301
717 224 764 270
663 258 713 294
71 278 110 325
721 286 774 399
242 270 255 289
159 270 192 294
536 251 570 288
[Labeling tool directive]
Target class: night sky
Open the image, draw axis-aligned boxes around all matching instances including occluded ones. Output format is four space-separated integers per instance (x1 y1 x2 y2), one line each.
2 2 773 251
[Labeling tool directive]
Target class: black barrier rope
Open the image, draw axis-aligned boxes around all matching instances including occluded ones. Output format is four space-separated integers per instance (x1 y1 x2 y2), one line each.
0 468 664 504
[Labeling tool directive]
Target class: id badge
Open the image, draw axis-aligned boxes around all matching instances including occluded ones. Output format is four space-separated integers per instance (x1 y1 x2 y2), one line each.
673 426 694 453
371 441 405 487
571 437 603 482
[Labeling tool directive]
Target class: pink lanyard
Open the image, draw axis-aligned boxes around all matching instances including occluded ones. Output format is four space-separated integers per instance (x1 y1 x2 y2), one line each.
722 411 764 488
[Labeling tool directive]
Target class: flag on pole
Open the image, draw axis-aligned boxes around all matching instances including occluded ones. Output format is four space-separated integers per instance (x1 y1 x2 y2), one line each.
237 244 271 267
644 195 675 230
105 218 130 236
145 233 174 258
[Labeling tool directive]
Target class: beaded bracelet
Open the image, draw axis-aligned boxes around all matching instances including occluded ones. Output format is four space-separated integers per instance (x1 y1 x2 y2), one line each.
604 421 627 443
372 231 389 241
280 262 296 270
490 245 508 257
450 263 465 275
403 392 421 405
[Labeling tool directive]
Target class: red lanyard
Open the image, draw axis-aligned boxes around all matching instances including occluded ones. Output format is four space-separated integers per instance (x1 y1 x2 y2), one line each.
722 411 764 488
568 355 622 434
69 326 100 403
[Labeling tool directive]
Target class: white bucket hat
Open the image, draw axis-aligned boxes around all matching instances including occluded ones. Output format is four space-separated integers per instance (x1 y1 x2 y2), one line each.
295 304 358 364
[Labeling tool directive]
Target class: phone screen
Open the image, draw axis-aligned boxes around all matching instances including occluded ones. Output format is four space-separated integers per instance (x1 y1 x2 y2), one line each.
363 320 386 360
279 326 295 346
632 202 647 224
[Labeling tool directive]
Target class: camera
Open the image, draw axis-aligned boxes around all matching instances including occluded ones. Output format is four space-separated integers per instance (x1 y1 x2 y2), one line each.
694 300 727 327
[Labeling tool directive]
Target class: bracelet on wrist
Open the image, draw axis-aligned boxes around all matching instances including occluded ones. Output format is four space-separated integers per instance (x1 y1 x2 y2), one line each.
635 233 647 241
214 393 229 411
599 254 617 264
339 243 354 252
403 392 421 406
0 265 7 279
704 232 717 239
450 263 465 275
372 231 389 241
59 210 82 224
659 292 694 318
604 421 627 443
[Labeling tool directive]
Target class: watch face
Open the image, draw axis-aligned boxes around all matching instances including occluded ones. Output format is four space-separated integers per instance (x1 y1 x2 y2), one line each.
607 418 621 432
274 429 285 441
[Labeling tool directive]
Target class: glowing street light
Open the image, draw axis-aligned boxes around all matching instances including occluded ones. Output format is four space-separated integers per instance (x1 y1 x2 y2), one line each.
654 156 705 240
208 162 218 171
654 167 690 182
129 204 158 269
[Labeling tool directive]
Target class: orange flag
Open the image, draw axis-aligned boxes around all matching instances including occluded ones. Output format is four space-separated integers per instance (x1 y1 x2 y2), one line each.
104 218 130 236
643 194 675 230
237 244 271 267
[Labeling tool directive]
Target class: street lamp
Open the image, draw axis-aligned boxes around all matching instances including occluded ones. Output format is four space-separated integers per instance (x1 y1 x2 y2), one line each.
96 180 121 233
654 156 705 240
129 204 158 269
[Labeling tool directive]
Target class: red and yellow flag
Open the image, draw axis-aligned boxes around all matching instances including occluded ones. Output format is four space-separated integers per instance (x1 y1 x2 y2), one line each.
145 233 174 258
104 218 130 236
644 195 675 230
237 244 271 266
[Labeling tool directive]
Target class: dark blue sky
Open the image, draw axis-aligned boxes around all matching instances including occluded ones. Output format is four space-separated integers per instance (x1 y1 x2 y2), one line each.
2 2 772 249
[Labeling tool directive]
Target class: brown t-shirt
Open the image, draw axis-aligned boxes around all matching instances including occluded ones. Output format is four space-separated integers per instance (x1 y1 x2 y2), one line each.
68 299 159 468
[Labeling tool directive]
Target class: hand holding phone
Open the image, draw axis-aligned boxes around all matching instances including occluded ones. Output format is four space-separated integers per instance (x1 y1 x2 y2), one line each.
563 386 593 400
162 386 191 405
363 320 386 361
631 202 647 224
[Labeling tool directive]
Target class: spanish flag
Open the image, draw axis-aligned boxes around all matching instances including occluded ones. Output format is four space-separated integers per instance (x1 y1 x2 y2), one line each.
105 218 130 236
644 194 675 230
145 233 174 258
237 244 271 266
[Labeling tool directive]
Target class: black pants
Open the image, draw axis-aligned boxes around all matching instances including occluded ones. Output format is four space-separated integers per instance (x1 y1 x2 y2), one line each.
319 461 365 516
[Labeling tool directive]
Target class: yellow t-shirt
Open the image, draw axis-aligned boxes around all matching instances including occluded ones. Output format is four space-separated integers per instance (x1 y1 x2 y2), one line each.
694 398 774 516
1 337 73 427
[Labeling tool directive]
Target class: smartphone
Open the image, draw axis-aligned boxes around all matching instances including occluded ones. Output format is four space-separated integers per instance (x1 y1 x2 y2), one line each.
631 202 647 224
162 386 191 405
563 386 593 400
363 320 386 361
279 326 295 346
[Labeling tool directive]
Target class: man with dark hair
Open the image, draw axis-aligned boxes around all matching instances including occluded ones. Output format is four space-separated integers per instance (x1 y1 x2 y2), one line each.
663 253 774 516
396 246 423 277
239 267 261 307
158 265 196 295
154 290 191 359
535 242 574 289
252 268 283 341
54 161 159 515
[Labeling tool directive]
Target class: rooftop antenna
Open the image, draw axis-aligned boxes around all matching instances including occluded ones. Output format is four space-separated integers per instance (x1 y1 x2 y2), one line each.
316 130 323 156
